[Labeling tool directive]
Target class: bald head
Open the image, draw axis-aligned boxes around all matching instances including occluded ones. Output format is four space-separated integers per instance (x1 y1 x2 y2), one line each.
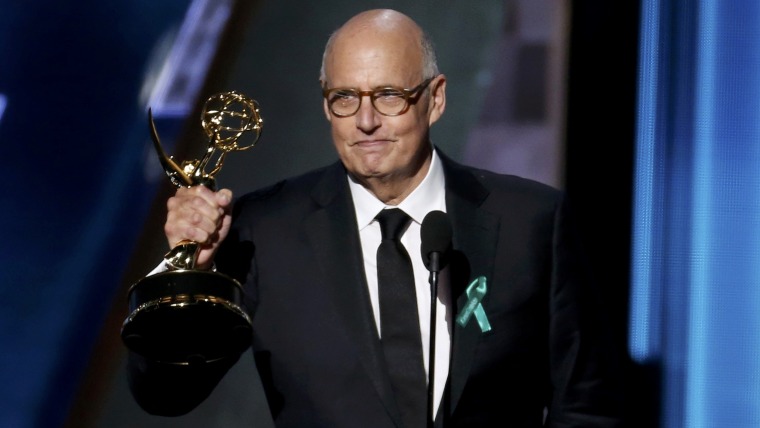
319 9 439 84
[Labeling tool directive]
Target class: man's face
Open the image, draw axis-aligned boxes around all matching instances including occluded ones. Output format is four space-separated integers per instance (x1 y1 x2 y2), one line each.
321 27 445 190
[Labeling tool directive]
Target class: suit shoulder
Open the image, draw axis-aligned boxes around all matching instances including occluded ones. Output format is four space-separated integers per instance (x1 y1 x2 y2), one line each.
457 162 563 205
235 163 338 204
482 168 558 195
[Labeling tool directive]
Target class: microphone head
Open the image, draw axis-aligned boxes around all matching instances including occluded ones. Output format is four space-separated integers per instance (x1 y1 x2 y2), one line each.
420 210 453 272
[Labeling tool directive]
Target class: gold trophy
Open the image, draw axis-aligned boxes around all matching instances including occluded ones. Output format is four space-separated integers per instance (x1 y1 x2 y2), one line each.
121 91 263 365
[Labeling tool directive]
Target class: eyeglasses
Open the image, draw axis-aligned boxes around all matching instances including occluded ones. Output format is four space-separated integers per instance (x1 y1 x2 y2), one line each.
322 76 437 117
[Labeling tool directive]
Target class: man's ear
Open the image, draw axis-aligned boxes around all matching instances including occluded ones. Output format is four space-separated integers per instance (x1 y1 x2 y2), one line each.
428 74 446 126
320 81 333 121
322 98 332 122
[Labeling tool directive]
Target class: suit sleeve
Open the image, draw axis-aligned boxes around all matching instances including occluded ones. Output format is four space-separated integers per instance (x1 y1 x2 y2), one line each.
126 351 241 416
545 195 626 427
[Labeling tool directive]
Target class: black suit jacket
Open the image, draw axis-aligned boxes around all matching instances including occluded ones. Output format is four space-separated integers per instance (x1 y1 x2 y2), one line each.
129 150 624 427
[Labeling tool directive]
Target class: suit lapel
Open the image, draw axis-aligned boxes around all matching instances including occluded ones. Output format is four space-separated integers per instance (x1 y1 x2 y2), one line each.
440 154 500 414
302 162 401 425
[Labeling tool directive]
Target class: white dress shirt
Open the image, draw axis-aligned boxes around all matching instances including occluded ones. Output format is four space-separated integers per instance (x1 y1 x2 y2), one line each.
347 149 451 419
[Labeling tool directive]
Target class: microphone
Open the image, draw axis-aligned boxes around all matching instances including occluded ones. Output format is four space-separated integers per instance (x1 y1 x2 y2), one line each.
419 210 451 428
420 210 453 273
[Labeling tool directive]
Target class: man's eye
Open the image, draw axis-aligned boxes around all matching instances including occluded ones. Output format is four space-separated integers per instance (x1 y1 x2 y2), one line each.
375 89 404 100
330 91 357 103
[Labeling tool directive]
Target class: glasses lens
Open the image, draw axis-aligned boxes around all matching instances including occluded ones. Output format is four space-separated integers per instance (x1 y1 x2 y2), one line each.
327 89 360 116
372 89 407 116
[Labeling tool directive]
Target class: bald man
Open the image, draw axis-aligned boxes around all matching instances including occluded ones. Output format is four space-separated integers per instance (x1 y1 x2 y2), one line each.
128 9 624 428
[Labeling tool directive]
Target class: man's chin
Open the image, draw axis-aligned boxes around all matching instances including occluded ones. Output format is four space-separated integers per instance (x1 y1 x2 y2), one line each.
346 156 390 178
346 166 390 184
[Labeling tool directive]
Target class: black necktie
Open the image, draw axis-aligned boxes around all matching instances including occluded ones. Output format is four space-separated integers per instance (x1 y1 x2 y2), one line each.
376 208 427 428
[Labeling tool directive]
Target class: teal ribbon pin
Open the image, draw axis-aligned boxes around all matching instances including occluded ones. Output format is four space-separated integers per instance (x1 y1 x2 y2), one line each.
456 276 491 333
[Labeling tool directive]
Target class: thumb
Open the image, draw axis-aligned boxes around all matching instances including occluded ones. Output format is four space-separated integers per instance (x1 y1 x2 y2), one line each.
216 188 233 208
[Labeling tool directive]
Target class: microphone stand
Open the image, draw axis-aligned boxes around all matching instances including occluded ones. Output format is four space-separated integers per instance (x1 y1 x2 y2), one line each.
427 255 441 428
420 210 451 428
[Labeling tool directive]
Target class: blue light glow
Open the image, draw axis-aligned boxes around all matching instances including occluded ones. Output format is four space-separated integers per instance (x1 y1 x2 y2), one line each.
631 1 760 427
146 0 234 118
0 94 6 124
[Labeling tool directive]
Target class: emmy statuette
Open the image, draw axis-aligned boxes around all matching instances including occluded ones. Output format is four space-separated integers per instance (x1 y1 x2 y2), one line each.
121 91 263 365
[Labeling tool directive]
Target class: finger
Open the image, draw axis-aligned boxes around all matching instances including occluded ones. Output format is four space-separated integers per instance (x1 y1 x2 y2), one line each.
216 188 233 208
169 188 224 222
165 188 225 246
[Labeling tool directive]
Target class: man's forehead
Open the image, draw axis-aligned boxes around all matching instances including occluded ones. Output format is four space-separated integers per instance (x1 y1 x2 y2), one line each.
323 71 419 90
324 43 422 88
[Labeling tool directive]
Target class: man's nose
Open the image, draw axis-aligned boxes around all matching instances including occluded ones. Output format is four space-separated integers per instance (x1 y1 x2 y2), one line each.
354 95 381 131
